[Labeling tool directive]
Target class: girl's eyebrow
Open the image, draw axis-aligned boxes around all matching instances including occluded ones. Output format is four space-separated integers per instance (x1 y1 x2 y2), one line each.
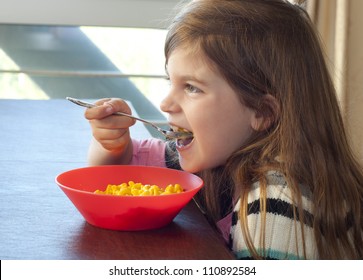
182 74 207 84
166 65 210 86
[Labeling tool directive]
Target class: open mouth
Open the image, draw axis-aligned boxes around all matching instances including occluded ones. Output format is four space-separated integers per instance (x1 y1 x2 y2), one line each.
171 127 194 148
177 136 194 147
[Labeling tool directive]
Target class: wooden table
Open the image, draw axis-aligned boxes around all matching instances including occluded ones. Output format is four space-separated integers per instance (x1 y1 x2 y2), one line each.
0 99 234 260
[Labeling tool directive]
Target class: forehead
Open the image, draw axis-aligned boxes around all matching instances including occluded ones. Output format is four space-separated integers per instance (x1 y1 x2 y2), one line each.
166 46 219 76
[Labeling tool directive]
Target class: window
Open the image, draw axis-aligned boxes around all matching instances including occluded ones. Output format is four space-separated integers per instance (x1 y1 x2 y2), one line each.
0 0 183 121
0 24 169 124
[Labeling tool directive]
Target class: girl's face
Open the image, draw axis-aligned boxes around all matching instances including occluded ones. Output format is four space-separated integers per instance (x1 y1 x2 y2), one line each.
160 48 258 173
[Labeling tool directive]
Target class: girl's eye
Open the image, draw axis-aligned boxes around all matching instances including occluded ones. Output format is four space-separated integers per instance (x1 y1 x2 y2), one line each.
185 84 201 94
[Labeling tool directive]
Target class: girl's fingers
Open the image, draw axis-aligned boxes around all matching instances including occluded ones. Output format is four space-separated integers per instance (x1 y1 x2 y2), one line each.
84 98 134 122
92 127 129 142
89 114 135 130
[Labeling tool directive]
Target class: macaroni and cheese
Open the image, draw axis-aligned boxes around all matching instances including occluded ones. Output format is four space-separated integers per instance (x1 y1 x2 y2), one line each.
94 181 184 196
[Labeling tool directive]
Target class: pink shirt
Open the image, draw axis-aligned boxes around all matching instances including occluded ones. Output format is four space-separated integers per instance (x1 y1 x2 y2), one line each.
216 212 233 244
130 138 167 168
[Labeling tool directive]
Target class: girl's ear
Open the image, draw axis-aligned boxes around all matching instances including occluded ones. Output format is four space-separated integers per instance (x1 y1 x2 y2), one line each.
251 94 280 131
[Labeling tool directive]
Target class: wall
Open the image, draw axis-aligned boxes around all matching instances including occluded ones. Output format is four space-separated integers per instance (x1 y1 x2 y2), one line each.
0 0 182 28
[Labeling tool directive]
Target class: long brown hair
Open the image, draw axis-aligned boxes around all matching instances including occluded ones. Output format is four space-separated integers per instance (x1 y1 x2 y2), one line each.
165 0 363 259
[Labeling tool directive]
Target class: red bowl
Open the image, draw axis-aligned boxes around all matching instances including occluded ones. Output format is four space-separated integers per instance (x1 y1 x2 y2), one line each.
55 165 204 231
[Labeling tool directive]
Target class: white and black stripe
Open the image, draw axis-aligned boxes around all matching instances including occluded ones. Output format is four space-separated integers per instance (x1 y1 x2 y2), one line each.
230 171 318 259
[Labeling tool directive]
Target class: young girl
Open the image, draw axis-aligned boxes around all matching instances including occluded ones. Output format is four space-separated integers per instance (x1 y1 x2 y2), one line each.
84 0 363 259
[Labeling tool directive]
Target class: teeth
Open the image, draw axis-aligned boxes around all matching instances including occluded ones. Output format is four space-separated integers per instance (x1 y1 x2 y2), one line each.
176 127 190 133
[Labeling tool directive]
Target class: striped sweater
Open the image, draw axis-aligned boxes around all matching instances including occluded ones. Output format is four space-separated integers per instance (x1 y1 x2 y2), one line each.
229 171 318 259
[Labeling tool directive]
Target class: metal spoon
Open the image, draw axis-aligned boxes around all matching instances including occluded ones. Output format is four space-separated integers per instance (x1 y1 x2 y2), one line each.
66 97 193 140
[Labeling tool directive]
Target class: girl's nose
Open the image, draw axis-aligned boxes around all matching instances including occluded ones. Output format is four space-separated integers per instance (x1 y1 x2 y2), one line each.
160 91 178 114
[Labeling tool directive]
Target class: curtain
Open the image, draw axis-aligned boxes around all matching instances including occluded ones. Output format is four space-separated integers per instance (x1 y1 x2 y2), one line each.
306 0 363 164
306 0 348 110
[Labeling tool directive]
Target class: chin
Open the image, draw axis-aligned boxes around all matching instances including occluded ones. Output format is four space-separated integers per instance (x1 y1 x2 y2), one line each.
179 158 220 174
179 160 202 174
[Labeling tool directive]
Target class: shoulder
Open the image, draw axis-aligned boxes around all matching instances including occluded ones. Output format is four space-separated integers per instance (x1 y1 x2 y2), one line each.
230 171 317 259
247 171 313 219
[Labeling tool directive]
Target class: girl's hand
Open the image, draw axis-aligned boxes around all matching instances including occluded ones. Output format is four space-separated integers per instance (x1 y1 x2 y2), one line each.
84 98 136 153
